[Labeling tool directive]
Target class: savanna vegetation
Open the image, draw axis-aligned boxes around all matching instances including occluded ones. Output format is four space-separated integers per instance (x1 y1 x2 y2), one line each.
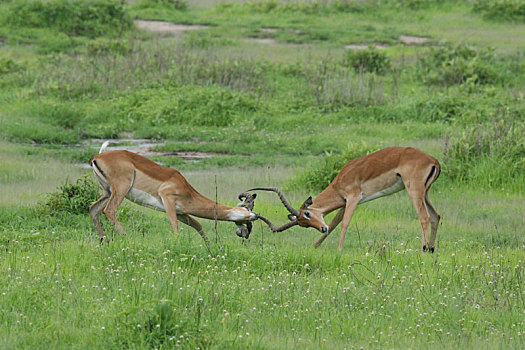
0 0 524 348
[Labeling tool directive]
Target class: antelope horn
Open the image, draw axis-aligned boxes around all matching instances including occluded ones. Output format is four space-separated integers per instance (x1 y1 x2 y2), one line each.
237 191 256 211
256 214 298 232
247 187 300 217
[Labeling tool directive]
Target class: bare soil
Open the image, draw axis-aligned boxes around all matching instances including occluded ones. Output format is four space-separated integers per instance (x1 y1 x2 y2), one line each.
400 35 430 45
135 20 208 35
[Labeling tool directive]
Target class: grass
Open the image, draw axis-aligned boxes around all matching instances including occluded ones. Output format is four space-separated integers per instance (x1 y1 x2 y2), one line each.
1 181 524 349
0 0 524 348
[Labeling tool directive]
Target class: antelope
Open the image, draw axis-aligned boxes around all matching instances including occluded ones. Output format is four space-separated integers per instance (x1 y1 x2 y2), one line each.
89 142 258 243
249 147 441 253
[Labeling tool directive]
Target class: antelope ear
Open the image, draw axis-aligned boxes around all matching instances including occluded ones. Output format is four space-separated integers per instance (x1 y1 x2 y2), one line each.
252 193 257 199
288 214 297 221
301 196 313 209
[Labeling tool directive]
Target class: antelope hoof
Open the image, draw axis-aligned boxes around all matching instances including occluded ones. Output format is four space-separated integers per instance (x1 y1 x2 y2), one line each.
422 244 428 252
429 247 435 254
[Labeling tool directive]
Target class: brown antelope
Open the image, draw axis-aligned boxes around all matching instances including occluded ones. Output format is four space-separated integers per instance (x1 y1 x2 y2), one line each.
89 142 257 243
250 147 441 253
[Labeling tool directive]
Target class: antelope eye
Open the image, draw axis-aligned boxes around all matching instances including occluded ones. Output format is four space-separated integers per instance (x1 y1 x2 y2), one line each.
304 211 311 219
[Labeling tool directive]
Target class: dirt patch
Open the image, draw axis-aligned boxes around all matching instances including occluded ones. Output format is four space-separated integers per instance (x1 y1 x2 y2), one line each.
261 28 278 34
78 139 231 168
249 38 278 45
345 43 388 50
135 20 208 35
400 35 430 45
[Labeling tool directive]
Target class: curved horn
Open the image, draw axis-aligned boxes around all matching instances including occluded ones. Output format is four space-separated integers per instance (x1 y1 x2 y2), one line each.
256 214 298 232
247 187 300 217
237 191 256 211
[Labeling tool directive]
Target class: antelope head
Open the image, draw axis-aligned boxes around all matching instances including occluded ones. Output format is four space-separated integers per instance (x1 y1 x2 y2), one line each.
235 192 257 239
247 187 328 234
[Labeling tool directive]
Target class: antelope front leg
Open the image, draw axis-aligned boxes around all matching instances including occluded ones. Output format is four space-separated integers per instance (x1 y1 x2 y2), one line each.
178 214 210 246
314 208 345 248
337 195 360 251
159 192 179 234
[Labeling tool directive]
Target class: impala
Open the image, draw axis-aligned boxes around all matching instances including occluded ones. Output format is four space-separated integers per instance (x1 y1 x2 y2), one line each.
250 147 441 253
89 142 258 243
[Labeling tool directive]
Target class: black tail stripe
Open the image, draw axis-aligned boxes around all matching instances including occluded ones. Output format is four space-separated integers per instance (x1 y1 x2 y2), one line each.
425 165 437 188
93 160 106 179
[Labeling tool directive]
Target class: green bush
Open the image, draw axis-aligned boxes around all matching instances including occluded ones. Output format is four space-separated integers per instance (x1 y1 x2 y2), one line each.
0 55 22 74
344 46 391 74
287 142 380 192
473 0 525 22
444 116 525 189
4 0 132 38
132 0 187 10
418 42 497 86
87 38 132 56
38 175 101 215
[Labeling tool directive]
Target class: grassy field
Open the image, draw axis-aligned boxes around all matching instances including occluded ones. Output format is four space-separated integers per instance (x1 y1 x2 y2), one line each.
0 0 524 348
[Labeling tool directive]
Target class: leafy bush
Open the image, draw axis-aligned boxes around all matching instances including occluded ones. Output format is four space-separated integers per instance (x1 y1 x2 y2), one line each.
287 142 380 192
132 0 187 10
418 42 497 86
38 175 100 215
87 38 132 56
344 46 391 74
444 115 525 189
4 0 132 38
219 0 366 14
473 0 525 22
0 55 22 74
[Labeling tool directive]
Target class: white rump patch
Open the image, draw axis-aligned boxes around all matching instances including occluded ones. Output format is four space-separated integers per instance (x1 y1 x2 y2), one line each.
126 188 165 211
358 177 405 204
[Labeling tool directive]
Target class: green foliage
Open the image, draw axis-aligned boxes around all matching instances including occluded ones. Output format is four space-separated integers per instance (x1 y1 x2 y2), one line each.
38 175 100 215
444 115 525 189
236 0 366 14
132 0 188 11
181 31 238 49
343 46 391 74
418 42 497 86
473 0 525 22
86 38 132 56
287 142 380 192
0 54 22 74
3 0 132 38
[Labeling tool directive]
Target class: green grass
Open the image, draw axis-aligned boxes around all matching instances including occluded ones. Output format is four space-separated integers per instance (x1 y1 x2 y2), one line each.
1 181 524 349
1 0 525 348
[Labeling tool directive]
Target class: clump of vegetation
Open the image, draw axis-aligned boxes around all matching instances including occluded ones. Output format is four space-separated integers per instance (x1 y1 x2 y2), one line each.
287 142 380 192
444 115 525 189
473 0 525 22
344 46 391 74
86 38 132 56
237 0 366 14
0 55 22 74
133 0 188 11
38 175 100 215
418 42 497 86
3 0 132 38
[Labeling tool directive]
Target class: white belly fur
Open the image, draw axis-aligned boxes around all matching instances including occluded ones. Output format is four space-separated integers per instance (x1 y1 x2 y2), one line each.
358 177 405 204
126 188 166 211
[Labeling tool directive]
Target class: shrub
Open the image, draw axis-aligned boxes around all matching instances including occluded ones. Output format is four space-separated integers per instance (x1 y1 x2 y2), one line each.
4 0 132 38
38 175 100 215
473 0 525 22
133 0 187 10
444 115 525 189
287 142 380 192
0 55 21 74
418 42 497 86
344 46 391 74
